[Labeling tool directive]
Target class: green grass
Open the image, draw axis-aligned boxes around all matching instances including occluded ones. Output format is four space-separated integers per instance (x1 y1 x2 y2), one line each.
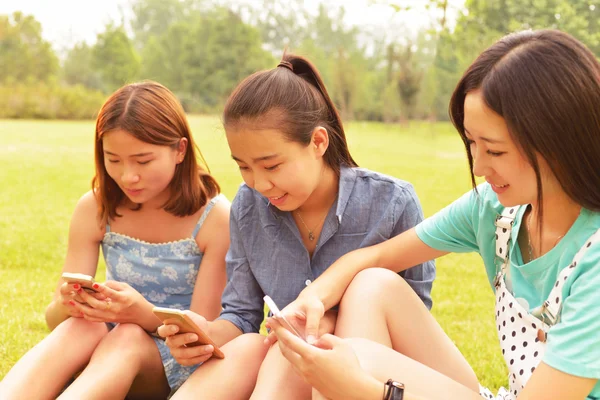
0 116 507 390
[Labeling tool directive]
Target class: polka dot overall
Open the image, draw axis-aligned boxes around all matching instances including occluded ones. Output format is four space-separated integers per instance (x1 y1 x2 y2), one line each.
479 206 600 399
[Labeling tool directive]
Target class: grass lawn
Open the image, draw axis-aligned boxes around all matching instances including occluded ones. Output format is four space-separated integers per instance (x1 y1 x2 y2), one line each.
0 116 508 390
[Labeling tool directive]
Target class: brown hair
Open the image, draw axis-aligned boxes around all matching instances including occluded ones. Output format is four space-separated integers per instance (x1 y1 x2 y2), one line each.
92 81 220 224
449 30 600 228
222 53 357 175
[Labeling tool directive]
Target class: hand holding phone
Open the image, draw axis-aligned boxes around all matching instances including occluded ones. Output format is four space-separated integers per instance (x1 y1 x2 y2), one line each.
264 295 305 341
152 307 225 359
62 272 98 293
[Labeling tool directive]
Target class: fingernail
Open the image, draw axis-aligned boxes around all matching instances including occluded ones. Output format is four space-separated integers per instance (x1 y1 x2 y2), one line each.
92 283 99 289
77 288 82 293
204 345 213 352
73 284 80 290
307 335 316 344
69 300 75 306
188 334 198 342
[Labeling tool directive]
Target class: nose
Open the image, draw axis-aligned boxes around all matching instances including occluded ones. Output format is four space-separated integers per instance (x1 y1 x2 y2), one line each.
471 149 487 178
252 171 274 194
122 165 140 184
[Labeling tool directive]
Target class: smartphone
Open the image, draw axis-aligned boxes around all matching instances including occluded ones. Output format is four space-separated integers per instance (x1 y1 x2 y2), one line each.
263 295 305 341
62 272 98 293
152 307 225 359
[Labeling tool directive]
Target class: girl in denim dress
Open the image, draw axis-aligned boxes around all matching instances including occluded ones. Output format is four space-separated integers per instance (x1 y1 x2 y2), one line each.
0 81 230 399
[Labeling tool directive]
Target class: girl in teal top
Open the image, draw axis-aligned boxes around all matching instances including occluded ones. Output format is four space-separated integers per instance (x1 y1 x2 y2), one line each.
266 30 600 400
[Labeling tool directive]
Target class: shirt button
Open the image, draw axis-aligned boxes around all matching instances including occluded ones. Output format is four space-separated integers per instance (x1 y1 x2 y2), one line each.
305 279 312 286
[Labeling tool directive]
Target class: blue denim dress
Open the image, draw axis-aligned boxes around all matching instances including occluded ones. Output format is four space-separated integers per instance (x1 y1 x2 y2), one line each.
101 194 226 393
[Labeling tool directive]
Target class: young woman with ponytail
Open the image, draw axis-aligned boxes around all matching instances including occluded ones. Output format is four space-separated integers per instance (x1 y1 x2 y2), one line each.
159 54 436 399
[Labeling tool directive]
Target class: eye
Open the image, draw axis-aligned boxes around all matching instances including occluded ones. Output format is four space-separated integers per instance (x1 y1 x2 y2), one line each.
107 159 119 163
238 166 250 171
265 164 281 171
487 150 505 157
138 160 152 165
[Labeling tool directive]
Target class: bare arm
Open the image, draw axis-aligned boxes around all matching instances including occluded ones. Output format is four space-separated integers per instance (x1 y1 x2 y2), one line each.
518 362 596 399
190 199 230 321
307 228 447 312
45 191 104 330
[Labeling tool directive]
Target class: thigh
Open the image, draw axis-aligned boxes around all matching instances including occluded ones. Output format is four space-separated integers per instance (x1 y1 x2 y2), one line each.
251 343 311 400
336 268 479 391
348 338 482 400
172 333 269 400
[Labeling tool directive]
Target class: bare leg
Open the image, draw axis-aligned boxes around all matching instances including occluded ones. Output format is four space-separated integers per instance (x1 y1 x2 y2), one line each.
58 323 169 400
349 338 482 399
336 268 480 392
250 344 312 400
172 333 269 400
0 318 108 400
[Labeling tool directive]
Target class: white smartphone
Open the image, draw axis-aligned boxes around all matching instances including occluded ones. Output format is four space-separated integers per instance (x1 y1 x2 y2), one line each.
263 295 305 341
62 272 98 293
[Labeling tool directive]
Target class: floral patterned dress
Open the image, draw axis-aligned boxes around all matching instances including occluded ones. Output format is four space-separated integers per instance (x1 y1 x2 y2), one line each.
101 194 226 393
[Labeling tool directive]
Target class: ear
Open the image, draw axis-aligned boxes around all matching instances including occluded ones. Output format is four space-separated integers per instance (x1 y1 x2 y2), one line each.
177 138 188 163
311 126 329 158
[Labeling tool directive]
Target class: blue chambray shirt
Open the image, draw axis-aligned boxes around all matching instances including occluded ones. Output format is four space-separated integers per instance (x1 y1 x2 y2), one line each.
218 166 436 334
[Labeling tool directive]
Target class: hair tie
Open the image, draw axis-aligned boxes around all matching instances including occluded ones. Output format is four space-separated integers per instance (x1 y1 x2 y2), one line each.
277 60 294 72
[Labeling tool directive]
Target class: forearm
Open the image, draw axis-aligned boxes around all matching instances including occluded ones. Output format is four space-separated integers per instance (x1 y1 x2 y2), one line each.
207 319 244 347
304 246 380 310
45 299 71 331
135 298 163 333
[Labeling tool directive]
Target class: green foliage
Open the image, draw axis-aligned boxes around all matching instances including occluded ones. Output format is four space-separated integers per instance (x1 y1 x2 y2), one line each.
62 42 103 91
0 83 105 119
0 12 59 84
92 23 141 93
0 117 507 391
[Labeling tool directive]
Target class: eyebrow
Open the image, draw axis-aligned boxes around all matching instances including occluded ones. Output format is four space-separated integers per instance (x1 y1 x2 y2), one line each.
464 129 504 144
104 150 154 157
231 154 280 163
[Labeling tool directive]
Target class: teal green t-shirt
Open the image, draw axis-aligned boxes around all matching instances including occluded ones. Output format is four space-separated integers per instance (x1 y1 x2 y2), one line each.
416 183 600 397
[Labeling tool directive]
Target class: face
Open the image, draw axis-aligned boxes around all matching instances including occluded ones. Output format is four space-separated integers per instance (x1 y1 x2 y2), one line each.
102 129 186 205
226 126 328 211
463 90 546 206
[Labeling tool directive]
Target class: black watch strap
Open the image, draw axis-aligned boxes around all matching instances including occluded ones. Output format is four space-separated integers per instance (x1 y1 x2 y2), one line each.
384 379 405 400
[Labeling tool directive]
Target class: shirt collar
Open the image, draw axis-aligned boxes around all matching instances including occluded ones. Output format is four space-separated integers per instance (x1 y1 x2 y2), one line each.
266 165 357 223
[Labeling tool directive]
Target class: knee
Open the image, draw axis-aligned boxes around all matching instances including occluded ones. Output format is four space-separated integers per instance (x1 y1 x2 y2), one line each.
53 317 108 344
223 333 269 361
343 268 407 303
99 323 152 358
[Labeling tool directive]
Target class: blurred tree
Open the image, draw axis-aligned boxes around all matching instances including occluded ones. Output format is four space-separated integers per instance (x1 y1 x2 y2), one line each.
0 12 59 83
92 23 141 92
62 42 103 91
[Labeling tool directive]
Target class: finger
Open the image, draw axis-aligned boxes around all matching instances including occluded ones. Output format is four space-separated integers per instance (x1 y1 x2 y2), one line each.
78 289 110 310
313 333 343 350
270 318 314 358
73 301 113 320
165 332 199 349
103 280 126 291
176 353 214 367
169 342 214 362
157 323 180 338
304 302 325 344
183 310 207 328
91 283 126 302
264 330 279 345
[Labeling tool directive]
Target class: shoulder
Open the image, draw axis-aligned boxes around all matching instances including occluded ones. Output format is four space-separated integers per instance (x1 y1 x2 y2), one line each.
70 190 104 240
196 194 231 249
351 167 417 197
230 183 266 218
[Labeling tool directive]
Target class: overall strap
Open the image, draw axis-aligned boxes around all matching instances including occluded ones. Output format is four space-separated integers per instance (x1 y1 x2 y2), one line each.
192 193 226 238
494 206 520 276
540 227 600 325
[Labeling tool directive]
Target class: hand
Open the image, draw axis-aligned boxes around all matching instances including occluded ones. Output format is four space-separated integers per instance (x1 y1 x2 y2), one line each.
68 280 147 324
58 282 106 318
269 318 374 400
265 308 338 346
265 291 326 345
157 311 215 366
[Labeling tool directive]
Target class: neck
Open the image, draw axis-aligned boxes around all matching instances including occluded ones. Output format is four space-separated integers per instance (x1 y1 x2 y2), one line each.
529 189 581 239
297 165 338 215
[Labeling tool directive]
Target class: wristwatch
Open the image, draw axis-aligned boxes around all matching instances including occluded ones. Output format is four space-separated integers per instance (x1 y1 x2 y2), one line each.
384 379 405 400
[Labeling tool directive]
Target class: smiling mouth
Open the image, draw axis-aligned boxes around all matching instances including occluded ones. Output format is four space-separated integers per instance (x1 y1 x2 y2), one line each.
493 184 509 188
269 194 286 200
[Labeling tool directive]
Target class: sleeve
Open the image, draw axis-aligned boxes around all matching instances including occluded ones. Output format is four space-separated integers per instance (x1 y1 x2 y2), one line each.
415 186 482 254
543 251 600 379
217 196 265 334
392 185 436 310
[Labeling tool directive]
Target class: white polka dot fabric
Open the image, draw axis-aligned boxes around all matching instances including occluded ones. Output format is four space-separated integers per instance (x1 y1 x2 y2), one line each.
479 207 600 399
